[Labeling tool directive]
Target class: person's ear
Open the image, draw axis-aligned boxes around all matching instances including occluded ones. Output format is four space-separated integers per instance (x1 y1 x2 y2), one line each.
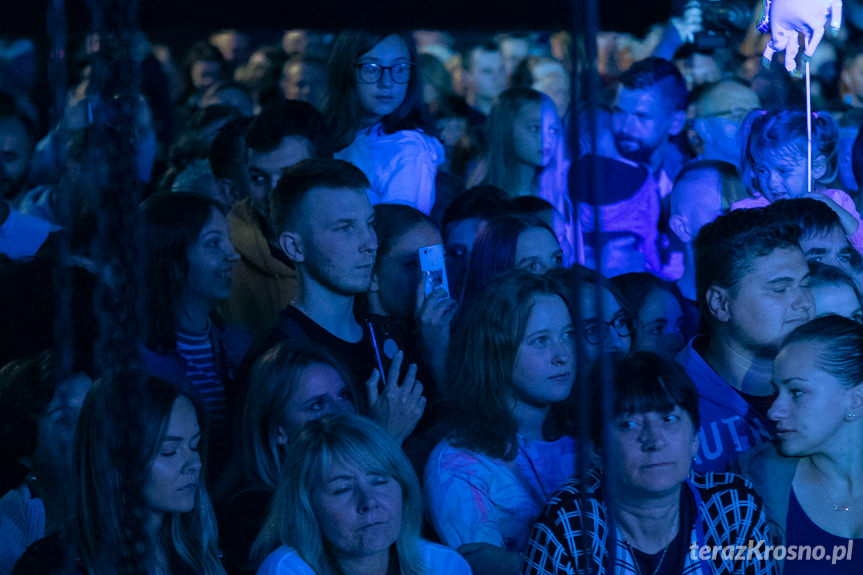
848 385 863 412
668 214 691 243
276 425 289 446
669 110 687 137
217 178 237 206
705 285 730 322
689 427 700 460
279 231 304 263
813 155 828 180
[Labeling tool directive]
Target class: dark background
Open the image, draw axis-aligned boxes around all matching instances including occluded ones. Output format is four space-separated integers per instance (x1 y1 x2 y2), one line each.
5 0 673 37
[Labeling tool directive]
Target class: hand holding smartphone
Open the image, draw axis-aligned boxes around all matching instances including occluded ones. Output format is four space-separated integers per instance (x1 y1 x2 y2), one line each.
418 244 450 299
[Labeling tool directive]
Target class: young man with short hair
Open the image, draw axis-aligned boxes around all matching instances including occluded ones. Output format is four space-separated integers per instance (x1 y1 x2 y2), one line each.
256 158 424 440
677 207 814 472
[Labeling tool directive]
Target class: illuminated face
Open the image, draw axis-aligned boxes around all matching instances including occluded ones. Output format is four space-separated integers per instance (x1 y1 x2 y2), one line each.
753 152 810 201
512 101 561 169
292 187 378 296
511 295 576 408
770 342 855 457
608 406 699 499
355 35 411 126
143 397 202 518
514 227 563 274
612 86 675 165
312 459 403 564
721 247 814 355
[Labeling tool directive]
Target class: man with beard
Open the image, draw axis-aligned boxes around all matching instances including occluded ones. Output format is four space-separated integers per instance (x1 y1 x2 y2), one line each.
677 207 814 473
612 56 688 199
255 159 380 388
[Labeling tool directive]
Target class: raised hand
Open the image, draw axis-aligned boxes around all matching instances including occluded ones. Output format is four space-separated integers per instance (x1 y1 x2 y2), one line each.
759 0 842 76
365 350 426 444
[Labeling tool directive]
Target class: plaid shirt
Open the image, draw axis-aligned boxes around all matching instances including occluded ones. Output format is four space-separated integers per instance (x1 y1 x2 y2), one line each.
521 469 778 575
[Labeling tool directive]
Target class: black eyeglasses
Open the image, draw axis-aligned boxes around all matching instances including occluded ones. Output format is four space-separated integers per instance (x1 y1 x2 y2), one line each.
582 312 631 346
354 62 414 84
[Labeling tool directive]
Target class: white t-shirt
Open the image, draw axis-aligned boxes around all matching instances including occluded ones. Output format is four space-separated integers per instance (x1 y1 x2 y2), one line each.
256 540 471 575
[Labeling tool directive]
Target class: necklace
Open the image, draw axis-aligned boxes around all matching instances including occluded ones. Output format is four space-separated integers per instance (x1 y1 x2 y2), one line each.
809 465 852 512
621 527 672 575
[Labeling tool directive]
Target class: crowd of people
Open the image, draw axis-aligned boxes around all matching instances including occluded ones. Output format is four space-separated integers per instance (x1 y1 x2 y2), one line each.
2 2 863 573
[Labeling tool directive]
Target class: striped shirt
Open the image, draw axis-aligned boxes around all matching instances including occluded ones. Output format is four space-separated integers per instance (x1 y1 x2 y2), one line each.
176 327 230 460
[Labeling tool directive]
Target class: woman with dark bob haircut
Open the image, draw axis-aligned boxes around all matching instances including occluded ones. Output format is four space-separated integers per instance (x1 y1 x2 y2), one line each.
14 375 225 575
326 31 444 215
741 316 863 573
523 352 776 575
253 414 470 575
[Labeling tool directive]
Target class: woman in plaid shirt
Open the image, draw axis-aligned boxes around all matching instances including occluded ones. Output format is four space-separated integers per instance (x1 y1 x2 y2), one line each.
521 352 777 575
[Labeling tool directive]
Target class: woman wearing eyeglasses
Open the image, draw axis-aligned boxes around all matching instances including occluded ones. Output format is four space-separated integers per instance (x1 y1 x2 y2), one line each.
425 271 578 575
326 31 444 215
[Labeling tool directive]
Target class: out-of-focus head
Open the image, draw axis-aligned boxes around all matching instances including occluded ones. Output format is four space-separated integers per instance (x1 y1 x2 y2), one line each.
549 265 633 373
464 41 506 104
612 272 685 358
0 91 37 201
612 57 687 165
281 55 329 112
441 184 510 299
669 160 744 245
690 80 760 166
0 349 92 495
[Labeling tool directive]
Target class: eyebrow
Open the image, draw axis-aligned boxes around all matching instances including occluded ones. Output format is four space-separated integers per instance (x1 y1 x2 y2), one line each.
163 432 201 442
777 377 806 385
804 247 827 255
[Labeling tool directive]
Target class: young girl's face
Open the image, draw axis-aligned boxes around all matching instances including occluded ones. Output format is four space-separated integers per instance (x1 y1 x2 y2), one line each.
355 35 411 126
512 101 560 169
511 294 576 408
753 151 810 201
